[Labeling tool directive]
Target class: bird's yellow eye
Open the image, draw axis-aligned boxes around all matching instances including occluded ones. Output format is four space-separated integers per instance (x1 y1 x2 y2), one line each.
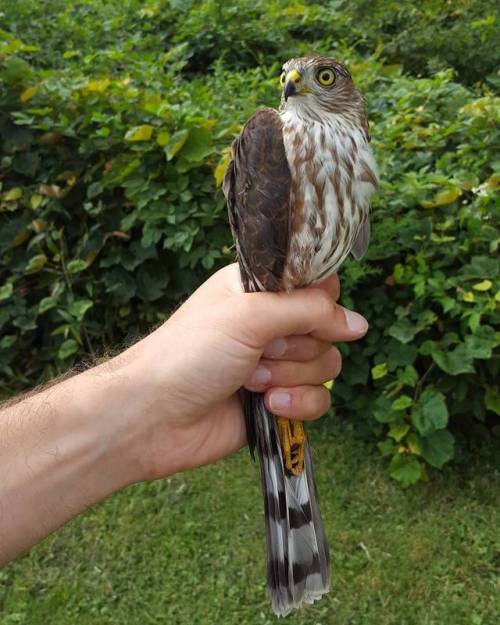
316 68 335 86
279 71 286 86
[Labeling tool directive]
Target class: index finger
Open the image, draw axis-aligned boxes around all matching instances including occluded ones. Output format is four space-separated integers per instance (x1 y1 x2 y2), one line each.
233 287 367 349
313 273 340 302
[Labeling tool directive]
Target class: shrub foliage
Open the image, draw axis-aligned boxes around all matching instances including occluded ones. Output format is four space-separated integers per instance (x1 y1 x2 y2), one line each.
1 0 499 484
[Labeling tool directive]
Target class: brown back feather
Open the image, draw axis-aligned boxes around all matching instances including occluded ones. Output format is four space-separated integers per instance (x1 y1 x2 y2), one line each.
223 108 291 292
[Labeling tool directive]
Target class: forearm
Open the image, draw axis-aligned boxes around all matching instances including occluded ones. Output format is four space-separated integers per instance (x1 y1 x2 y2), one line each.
0 362 143 565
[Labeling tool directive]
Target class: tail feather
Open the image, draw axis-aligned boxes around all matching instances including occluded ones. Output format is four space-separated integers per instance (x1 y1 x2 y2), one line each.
248 391 330 617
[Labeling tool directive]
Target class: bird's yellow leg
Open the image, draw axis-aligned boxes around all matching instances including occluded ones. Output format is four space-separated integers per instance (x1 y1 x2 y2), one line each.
276 417 306 476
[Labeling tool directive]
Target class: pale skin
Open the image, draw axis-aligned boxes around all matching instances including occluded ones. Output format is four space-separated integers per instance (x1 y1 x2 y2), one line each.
0 264 368 566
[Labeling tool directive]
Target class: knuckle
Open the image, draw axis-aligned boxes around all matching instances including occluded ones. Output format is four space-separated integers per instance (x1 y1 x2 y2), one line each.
226 294 265 347
235 293 257 318
233 293 265 332
269 360 298 386
288 361 301 383
302 337 322 359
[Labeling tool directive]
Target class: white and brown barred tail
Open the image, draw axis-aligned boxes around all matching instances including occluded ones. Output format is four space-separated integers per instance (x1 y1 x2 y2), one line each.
243 390 330 616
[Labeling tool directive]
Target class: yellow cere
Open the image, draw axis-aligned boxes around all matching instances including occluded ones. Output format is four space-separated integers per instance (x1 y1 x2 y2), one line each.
286 69 301 84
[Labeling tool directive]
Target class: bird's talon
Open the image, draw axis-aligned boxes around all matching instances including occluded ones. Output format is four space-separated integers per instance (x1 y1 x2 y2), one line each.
277 417 306 476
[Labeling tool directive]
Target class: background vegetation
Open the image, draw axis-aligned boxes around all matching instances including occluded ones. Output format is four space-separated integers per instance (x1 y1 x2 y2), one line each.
1 0 498 484
1 1 499 623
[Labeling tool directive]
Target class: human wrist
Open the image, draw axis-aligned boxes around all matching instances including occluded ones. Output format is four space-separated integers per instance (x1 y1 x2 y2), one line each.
42 363 144 497
90 341 201 483
72 358 157 487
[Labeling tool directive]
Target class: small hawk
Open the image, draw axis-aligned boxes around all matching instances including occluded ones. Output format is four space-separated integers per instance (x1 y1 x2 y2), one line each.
223 55 378 616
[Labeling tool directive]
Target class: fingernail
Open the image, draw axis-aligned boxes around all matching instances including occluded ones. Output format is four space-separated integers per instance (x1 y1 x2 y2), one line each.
269 391 292 412
344 309 369 335
250 365 271 388
264 337 288 358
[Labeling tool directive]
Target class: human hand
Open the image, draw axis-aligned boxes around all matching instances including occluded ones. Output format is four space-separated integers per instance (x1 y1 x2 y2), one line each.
0 263 369 563
110 264 368 482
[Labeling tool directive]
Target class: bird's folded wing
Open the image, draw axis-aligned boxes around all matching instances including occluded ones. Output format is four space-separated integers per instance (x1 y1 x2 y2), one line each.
351 219 371 260
223 108 292 293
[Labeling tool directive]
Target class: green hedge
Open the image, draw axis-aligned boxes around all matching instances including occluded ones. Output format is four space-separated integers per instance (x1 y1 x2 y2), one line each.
1 0 499 485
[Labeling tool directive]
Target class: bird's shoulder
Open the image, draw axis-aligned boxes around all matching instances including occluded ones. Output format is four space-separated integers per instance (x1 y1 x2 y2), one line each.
231 108 286 163
240 106 282 131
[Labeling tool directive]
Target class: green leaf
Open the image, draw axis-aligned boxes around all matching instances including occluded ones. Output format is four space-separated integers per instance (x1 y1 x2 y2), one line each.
57 338 78 360
373 395 399 423
485 386 500 416
464 326 498 360
377 438 396 457
388 420 410 442
30 193 43 209
68 299 93 321
156 130 170 147
392 395 413 411
389 453 423 487
0 282 13 301
20 84 38 103
387 318 416 344
421 187 461 208
214 149 232 186
397 365 418 387
165 129 189 161
473 280 492 291
135 265 169 302
51 323 70 337
0 55 33 84
406 433 422 456
411 388 448 436
13 152 40 178
67 259 88 273
103 267 136 303
87 182 103 199
420 430 455 469
3 187 22 201
25 254 47 273
461 256 498 279
124 125 154 142
38 296 58 313
387 343 418 369
0 335 16 349
431 344 475 375
180 127 213 162
371 363 388 380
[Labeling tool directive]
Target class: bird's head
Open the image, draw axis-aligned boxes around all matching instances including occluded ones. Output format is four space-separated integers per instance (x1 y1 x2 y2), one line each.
279 56 366 125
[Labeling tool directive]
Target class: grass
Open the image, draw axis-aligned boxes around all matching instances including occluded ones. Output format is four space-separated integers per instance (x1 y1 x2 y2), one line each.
0 421 498 625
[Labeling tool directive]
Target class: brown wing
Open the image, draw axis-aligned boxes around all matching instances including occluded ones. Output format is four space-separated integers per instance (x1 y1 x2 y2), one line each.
223 108 291 293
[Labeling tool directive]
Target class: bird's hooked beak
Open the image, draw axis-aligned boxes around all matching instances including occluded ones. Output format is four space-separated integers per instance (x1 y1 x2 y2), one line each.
283 69 302 101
